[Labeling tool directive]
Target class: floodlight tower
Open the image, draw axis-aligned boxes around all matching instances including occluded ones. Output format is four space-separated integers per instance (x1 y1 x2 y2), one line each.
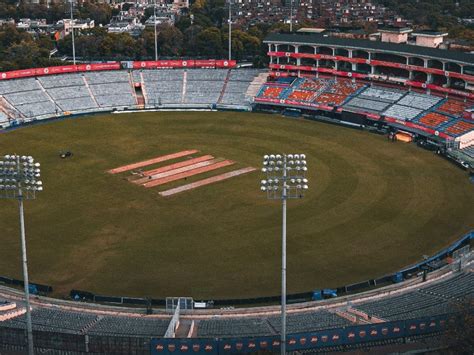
0 154 43 355
69 0 76 65
260 154 308 354
154 0 158 61
228 0 232 61
289 0 293 32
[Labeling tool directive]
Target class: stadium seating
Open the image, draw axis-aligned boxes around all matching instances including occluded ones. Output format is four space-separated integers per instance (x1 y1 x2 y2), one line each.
354 291 454 321
47 86 91 100
261 86 284 98
437 99 470 115
38 74 85 88
418 112 452 128
55 97 98 112
460 145 474 158
83 71 130 84
288 90 314 101
187 69 227 81
0 78 40 94
87 316 170 337
397 93 441 110
197 317 274 337
359 87 404 102
344 97 390 113
0 308 98 334
315 93 347 106
267 311 353 334
354 271 474 321
444 120 474 136
383 104 423 121
418 272 474 300
299 78 326 91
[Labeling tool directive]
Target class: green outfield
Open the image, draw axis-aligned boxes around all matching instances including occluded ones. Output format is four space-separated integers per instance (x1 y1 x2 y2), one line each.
0 111 473 299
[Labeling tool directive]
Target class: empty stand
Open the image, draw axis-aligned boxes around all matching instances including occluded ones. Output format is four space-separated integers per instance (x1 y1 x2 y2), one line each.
267 311 353 334
444 120 474 136
197 317 273 338
418 112 452 128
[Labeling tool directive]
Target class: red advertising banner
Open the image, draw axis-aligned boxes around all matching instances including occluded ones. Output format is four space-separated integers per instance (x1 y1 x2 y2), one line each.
0 62 121 80
131 59 236 69
215 60 237 68
194 59 216 68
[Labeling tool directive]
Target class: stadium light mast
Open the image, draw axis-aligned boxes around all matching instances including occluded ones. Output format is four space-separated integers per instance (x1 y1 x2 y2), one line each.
70 0 76 65
260 154 308 355
154 0 158 61
0 154 43 355
228 0 232 61
289 0 293 32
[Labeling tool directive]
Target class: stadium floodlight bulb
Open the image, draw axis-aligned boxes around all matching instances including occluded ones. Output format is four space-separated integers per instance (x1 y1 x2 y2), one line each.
261 186 266 191
264 154 269 160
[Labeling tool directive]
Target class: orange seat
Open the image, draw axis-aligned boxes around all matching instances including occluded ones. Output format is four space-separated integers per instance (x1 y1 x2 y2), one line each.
418 112 450 128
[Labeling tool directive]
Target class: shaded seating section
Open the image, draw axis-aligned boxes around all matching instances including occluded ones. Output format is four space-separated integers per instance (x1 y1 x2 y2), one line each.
42 74 99 113
197 317 274 338
359 87 404 102
38 74 85 88
83 71 129 85
397 93 441 110
0 308 98 334
267 311 353 334
141 69 184 105
383 104 423 121
0 111 8 126
0 78 57 118
354 271 474 321
344 97 390 113
461 145 474 158
5 90 57 118
343 86 403 114
220 69 263 105
0 78 39 94
85 72 135 108
418 272 474 300
437 99 470 115
354 292 454 321
418 112 453 128
184 70 226 105
228 69 262 82
220 81 252 104
87 316 170 337
444 120 474 137
196 310 353 338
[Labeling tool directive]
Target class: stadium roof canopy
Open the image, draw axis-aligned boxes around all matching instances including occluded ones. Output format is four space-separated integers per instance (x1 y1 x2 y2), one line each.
264 33 474 66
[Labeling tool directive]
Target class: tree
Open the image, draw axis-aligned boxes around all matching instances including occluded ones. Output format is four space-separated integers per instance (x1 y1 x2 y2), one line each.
195 27 224 57
182 25 203 56
156 24 184 57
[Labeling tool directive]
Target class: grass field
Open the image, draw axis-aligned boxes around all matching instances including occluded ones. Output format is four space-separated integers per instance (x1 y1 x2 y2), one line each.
0 111 473 299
